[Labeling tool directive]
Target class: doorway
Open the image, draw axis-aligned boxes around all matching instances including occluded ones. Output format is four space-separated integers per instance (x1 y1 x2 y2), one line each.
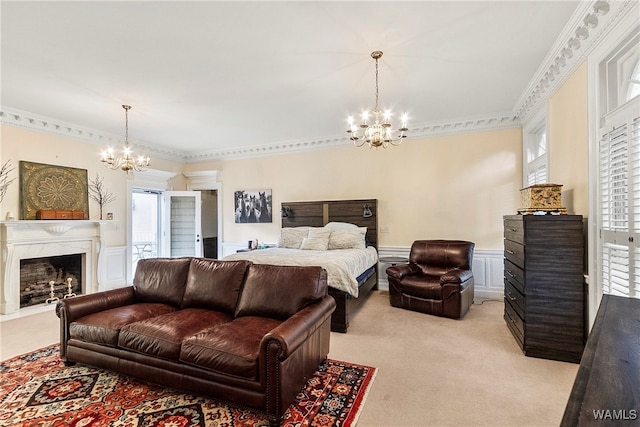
132 190 160 273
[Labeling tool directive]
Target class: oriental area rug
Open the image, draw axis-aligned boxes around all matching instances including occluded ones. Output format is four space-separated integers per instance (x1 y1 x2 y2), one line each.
0 345 376 427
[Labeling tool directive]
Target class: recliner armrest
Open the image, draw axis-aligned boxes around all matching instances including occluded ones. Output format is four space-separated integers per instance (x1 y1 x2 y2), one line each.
262 296 336 360
386 263 420 280
440 269 473 285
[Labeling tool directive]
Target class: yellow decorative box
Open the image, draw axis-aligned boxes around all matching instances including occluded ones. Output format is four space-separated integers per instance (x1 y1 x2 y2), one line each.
518 184 566 215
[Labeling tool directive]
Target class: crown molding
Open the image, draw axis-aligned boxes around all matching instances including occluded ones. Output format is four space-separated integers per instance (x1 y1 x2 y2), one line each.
1 105 519 162
514 0 635 123
0 107 190 161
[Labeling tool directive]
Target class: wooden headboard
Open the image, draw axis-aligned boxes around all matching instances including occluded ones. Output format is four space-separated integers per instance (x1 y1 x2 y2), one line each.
281 199 378 249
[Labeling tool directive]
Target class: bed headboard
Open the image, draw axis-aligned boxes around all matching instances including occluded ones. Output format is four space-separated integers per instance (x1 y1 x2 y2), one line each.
281 199 378 249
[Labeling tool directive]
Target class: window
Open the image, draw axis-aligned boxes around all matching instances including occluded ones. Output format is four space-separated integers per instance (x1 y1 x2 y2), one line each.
523 108 549 186
597 30 640 299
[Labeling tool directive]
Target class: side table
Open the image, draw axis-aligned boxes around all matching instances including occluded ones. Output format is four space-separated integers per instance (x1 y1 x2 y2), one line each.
379 256 409 266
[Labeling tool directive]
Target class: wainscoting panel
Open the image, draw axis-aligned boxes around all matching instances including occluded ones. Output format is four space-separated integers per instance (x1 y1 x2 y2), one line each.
222 242 505 300
99 246 127 291
377 246 504 300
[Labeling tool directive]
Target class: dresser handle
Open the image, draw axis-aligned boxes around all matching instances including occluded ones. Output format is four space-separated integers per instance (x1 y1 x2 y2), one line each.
507 270 516 278
506 249 516 255
505 291 517 301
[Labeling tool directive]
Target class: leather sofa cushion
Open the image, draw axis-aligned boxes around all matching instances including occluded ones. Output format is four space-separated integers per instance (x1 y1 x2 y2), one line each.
133 258 191 306
398 275 442 300
118 308 233 360
69 303 175 346
235 264 327 320
182 259 251 314
180 316 282 379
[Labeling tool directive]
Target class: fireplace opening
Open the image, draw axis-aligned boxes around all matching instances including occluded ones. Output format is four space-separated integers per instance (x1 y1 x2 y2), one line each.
20 254 83 308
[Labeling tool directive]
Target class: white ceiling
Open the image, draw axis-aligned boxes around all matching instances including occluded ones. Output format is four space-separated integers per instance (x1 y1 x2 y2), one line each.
1 1 581 161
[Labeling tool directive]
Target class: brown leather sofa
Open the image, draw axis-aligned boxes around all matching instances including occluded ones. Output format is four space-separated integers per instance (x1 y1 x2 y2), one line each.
56 257 336 426
386 240 474 319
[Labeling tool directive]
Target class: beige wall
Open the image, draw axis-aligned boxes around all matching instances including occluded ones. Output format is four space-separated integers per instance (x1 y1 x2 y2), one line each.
188 127 523 250
3 60 590 254
0 125 182 246
548 62 589 216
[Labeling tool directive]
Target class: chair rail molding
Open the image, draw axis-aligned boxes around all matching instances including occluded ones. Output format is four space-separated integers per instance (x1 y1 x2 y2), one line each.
377 246 504 300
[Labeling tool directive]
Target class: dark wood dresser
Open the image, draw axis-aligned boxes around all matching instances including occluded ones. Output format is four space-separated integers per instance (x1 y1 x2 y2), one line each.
503 215 585 363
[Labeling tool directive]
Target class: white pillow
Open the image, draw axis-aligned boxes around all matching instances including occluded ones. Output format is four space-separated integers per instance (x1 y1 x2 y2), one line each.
328 227 367 250
308 228 332 239
277 227 309 249
300 237 329 251
324 221 358 231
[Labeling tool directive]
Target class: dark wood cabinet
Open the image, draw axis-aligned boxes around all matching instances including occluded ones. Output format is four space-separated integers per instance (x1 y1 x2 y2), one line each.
503 215 585 363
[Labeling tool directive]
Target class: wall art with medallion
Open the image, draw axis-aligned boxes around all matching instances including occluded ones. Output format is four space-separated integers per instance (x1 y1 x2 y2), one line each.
19 161 89 220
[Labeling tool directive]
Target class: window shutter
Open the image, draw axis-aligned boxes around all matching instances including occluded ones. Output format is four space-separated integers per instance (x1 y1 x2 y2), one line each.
598 101 640 298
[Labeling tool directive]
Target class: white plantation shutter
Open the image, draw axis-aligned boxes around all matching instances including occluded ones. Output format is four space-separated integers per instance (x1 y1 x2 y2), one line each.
599 100 640 298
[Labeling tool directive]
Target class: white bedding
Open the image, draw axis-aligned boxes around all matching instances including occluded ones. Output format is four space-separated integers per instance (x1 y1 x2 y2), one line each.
223 246 378 297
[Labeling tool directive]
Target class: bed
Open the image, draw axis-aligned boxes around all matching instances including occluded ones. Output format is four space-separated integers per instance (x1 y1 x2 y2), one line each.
224 199 379 332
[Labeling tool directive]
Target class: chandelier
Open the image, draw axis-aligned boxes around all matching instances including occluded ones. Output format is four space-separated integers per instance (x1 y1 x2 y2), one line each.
347 51 408 148
100 105 150 173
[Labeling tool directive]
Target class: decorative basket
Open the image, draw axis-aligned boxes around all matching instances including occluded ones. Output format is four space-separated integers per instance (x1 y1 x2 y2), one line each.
518 184 567 215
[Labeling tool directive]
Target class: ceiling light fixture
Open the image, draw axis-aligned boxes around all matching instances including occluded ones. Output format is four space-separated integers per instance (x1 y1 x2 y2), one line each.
100 105 150 173
347 51 408 148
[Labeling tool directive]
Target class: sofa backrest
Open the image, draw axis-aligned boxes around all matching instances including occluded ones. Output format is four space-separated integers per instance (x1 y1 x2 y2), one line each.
182 258 251 314
235 263 328 320
133 258 192 306
409 240 475 276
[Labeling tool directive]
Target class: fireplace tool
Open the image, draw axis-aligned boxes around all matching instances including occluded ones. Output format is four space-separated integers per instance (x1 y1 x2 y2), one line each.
64 277 76 299
45 281 59 304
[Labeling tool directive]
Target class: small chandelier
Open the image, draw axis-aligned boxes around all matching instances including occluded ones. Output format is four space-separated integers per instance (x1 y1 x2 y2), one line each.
347 51 408 148
100 105 150 173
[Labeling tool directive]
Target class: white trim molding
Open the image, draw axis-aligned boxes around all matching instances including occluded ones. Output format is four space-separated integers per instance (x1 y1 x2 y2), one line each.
377 246 504 300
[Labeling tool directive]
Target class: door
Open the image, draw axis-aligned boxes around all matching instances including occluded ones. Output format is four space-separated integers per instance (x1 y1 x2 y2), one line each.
162 191 202 258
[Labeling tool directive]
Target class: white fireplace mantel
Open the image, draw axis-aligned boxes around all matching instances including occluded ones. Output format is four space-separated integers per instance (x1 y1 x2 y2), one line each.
0 220 107 314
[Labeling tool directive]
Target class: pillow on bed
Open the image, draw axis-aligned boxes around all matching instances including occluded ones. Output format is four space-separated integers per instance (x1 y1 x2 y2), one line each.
278 227 309 249
300 236 329 250
324 221 358 231
308 228 331 239
328 227 367 250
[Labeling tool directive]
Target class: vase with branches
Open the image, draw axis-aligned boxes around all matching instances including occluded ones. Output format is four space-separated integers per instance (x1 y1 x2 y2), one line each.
0 160 16 204
88 173 116 220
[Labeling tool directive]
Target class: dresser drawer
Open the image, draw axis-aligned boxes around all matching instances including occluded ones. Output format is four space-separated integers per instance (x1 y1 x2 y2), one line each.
504 299 524 348
504 259 525 294
504 218 524 244
504 280 525 318
504 239 525 267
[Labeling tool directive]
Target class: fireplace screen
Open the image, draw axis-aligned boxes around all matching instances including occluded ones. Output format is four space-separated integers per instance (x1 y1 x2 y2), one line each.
20 254 83 308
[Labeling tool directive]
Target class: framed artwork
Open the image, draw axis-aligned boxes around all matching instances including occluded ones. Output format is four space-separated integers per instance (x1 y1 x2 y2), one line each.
19 161 89 220
234 189 272 223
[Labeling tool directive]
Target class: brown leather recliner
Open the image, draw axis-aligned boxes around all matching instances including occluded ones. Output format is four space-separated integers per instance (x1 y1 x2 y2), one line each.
386 240 475 319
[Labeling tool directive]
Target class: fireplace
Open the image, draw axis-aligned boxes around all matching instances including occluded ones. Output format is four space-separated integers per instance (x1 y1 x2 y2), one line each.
20 254 83 308
1 220 104 314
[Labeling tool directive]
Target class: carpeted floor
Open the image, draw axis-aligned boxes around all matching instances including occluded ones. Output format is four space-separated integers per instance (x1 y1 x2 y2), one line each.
0 291 579 426
0 345 376 426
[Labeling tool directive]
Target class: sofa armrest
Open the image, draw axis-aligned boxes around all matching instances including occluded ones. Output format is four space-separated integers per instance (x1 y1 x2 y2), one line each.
56 286 136 322
440 269 473 285
386 263 420 280
262 295 336 360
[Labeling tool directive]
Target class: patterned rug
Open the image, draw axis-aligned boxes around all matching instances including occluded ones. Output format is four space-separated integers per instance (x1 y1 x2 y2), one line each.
0 345 376 426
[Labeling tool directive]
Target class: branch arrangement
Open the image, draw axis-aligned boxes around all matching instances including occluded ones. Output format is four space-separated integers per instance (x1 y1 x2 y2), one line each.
0 160 16 204
88 173 116 220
